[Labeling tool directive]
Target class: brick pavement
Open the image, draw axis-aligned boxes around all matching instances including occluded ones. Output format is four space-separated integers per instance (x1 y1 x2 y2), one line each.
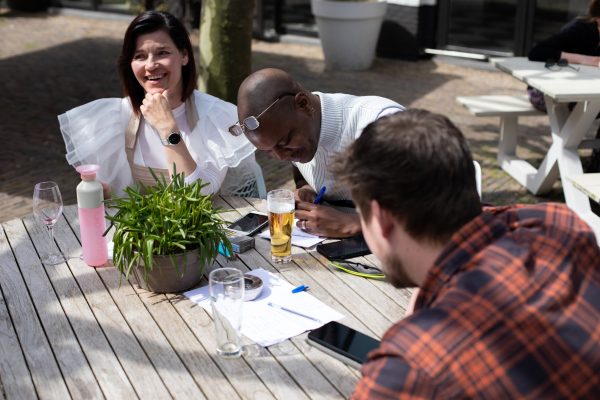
0 7 566 223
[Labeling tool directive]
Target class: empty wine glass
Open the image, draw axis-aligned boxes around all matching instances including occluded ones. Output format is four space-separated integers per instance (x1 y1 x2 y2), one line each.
33 181 65 265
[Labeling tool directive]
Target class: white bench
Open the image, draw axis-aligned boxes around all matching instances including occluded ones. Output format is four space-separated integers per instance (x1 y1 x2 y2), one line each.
569 173 600 243
457 95 549 192
570 173 600 203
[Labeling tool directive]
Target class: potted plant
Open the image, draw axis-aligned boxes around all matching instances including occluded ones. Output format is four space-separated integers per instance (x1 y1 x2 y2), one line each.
106 169 232 293
311 0 387 71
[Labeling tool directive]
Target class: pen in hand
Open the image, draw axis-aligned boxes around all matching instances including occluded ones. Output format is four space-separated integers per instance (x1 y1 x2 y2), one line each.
314 186 327 205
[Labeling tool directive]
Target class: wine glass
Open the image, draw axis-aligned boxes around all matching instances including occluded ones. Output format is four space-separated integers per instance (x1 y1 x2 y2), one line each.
33 181 65 265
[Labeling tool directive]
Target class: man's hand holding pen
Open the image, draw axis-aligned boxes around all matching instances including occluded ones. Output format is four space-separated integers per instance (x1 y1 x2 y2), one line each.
294 186 362 238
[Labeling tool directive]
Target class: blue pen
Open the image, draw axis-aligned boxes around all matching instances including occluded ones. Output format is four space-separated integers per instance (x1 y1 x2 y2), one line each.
292 284 309 293
314 186 327 205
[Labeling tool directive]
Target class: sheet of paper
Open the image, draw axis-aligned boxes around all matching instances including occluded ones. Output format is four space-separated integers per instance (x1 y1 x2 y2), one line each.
184 268 344 347
258 219 325 248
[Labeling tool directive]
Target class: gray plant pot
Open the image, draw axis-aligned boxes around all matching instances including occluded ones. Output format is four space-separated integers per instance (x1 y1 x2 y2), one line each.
132 248 204 293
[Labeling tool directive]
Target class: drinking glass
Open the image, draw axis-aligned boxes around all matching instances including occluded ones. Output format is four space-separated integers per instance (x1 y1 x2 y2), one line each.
209 268 244 358
33 181 65 265
267 189 294 263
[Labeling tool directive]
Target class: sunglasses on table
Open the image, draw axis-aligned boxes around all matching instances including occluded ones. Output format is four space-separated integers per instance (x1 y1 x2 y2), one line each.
544 59 579 71
229 92 297 136
330 260 385 279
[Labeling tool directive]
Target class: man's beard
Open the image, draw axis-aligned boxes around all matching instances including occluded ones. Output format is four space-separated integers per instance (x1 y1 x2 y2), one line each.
382 253 417 289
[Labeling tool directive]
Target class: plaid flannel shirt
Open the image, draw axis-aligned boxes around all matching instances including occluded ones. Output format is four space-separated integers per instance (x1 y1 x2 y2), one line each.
353 203 600 399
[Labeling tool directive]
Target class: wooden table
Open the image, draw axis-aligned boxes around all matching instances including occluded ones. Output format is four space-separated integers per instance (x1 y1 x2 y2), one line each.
0 195 411 399
491 57 600 239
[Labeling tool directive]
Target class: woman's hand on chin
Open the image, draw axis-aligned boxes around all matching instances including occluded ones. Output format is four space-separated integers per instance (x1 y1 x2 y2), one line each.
140 90 177 134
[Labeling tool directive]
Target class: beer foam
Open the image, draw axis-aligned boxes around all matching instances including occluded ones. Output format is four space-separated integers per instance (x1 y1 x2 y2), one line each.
268 202 294 214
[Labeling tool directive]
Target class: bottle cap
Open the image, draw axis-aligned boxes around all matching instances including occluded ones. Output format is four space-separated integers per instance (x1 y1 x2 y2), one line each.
76 164 100 181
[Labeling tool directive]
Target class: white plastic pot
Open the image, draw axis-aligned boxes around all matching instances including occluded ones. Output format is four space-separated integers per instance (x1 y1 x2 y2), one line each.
311 0 387 71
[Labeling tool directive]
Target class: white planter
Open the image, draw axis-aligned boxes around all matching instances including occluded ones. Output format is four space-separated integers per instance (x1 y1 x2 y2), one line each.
311 0 387 71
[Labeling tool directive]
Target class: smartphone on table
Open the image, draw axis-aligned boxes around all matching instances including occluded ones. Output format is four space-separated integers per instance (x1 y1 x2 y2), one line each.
307 321 380 369
227 212 268 236
316 235 371 260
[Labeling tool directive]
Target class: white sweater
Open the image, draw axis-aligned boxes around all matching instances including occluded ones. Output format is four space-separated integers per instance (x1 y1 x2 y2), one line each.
293 92 404 200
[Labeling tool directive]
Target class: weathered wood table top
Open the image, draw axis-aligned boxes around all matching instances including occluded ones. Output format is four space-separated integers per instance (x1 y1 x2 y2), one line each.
0 195 411 399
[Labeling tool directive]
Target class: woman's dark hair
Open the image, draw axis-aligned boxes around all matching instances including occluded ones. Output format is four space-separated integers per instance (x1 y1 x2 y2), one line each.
118 11 197 114
587 0 600 19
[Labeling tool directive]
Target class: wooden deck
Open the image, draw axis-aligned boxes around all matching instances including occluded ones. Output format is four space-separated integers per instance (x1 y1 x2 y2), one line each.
0 195 411 399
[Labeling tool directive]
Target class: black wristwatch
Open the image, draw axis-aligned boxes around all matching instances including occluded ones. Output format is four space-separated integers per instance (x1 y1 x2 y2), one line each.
161 131 182 146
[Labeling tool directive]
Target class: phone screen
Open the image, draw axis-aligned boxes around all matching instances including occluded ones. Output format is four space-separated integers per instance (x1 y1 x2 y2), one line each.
316 235 371 260
227 212 268 235
307 321 380 365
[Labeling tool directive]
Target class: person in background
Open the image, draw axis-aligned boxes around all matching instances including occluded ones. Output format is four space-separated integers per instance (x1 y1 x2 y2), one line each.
331 109 600 398
59 11 255 197
233 68 404 238
528 0 600 171
529 0 600 68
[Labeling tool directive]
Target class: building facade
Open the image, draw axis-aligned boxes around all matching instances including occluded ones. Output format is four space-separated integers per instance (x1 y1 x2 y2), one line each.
258 0 591 59
51 0 591 60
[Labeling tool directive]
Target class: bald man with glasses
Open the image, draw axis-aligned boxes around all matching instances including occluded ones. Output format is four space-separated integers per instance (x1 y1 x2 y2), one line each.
232 68 404 238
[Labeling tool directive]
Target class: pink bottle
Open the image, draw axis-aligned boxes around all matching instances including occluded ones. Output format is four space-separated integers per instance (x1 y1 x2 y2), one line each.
76 165 108 267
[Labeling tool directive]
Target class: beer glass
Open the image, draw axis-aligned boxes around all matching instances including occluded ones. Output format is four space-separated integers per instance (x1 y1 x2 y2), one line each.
209 268 244 358
267 189 294 263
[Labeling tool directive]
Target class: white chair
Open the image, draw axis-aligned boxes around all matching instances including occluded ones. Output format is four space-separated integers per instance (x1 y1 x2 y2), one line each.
219 154 267 198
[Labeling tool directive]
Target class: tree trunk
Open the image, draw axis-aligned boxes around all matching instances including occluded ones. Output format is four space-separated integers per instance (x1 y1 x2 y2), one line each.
198 0 256 104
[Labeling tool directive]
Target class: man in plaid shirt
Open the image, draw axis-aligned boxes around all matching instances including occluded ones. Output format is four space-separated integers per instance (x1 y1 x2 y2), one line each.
331 109 600 399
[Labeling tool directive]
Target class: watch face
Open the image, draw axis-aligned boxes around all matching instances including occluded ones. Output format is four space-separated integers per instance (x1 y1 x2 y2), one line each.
168 132 181 145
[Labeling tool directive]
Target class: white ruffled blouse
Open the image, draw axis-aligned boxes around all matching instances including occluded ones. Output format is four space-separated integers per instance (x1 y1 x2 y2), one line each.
58 90 255 196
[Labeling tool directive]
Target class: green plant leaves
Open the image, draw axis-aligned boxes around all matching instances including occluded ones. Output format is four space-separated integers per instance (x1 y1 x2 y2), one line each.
106 167 232 282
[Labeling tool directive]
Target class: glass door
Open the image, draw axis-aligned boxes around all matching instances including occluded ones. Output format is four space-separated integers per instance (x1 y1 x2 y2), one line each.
437 0 524 56
436 0 589 57
532 0 585 46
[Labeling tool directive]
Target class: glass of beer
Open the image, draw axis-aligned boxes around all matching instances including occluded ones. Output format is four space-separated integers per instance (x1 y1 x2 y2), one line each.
267 189 294 263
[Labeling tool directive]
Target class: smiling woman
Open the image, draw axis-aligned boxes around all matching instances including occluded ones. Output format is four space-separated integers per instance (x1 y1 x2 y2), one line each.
58 11 257 198
130 31 188 104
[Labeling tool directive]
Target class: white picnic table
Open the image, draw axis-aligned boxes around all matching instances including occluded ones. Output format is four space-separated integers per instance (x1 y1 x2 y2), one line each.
0 195 411 399
490 57 600 239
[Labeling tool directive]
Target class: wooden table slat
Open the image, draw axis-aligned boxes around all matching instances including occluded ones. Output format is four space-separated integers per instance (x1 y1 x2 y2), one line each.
166 293 278 400
3 220 104 399
268 341 345 400
0 223 71 399
0 197 405 399
22 214 137 399
133 287 244 400
0 228 38 400
61 206 206 399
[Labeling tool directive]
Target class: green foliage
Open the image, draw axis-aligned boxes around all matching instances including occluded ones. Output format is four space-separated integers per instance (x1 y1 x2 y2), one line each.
106 168 232 282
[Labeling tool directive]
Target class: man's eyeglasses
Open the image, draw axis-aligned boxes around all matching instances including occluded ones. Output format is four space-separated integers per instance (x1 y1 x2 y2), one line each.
229 93 296 136
544 58 579 71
